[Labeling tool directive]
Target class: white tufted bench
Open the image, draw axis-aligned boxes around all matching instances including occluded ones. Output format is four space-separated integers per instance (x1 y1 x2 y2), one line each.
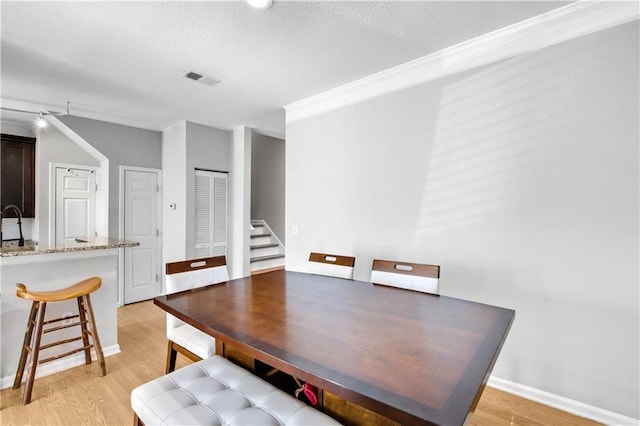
131 355 341 425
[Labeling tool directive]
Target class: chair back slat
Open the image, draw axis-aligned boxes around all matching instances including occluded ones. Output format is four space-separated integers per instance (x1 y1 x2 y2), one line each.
166 255 227 275
371 259 440 294
309 252 355 267
308 252 355 279
165 256 229 333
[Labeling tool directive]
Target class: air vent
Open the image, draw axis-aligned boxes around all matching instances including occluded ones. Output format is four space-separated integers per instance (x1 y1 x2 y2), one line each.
182 70 220 87
185 71 203 80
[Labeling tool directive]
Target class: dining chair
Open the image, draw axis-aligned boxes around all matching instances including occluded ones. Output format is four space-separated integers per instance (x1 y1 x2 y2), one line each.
308 252 356 279
164 255 228 373
267 251 356 405
259 251 356 404
370 259 440 294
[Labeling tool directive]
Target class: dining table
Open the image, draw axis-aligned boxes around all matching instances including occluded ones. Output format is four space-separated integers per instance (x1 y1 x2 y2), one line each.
154 269 515 425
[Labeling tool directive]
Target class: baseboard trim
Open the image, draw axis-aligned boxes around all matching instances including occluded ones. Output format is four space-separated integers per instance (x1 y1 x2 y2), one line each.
251 265 285 275
1 344 121 390
488 376 639 426
285 1 638 123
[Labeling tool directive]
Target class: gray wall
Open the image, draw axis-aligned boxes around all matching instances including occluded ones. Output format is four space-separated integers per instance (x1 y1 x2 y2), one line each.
0 120 35 138
162 121 232 271
285 23 638 418
59 115 162 238
36 125 99 244
251 133 285 244
185 121 231 259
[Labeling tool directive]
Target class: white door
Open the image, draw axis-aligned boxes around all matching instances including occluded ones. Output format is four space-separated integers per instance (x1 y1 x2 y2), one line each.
123 169 160 304
55 167 96 245
195 170 228 258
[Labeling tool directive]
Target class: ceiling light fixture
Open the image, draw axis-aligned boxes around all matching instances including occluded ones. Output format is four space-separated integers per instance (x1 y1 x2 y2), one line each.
247 0 273 9
0 101 71 130
35 112 48 129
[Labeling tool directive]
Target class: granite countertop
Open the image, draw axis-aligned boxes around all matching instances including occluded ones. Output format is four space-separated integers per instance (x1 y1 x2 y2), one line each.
0 237 139 257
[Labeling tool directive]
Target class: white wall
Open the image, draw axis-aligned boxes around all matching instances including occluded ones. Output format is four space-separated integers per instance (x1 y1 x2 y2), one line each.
162 121 187 265
0 218 33 242
285 22 638 419
229 127 251 278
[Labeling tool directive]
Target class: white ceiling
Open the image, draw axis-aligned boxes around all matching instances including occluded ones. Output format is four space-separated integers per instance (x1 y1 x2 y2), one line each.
1 1 571 138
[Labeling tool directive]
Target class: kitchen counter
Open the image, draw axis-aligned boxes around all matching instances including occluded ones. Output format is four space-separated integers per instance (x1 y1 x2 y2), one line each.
0 237 138 257
0 237 138 389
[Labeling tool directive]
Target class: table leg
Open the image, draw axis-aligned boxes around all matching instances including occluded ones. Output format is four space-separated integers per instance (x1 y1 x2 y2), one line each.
215 340 225 356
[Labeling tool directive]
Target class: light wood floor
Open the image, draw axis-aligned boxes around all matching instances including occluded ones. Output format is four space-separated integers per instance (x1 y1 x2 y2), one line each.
0 301 601 425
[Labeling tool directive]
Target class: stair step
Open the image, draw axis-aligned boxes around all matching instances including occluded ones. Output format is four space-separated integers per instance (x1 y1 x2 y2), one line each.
250 254 285 263
250 233 271 238
250 243 280 250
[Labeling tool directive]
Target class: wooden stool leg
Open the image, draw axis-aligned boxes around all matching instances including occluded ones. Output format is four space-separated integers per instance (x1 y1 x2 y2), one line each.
133 412 145 426
76 296 92 365
13 301 39 390
83 294 106 376
165 341 178 374
22 302 47 405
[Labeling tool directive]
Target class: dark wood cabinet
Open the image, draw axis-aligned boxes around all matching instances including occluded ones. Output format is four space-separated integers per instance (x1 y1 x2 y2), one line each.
1 134 36 218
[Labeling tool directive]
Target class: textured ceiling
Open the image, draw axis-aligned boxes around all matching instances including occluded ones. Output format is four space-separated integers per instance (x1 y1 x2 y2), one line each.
1 1 571 137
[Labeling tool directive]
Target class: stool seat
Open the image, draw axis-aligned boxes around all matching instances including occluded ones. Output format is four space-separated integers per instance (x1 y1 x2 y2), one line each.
13 276 106 404
16 277 101 302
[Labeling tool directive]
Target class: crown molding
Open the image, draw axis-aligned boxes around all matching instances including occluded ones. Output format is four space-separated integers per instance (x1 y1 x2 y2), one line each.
1 98 68 115
285 0 639 123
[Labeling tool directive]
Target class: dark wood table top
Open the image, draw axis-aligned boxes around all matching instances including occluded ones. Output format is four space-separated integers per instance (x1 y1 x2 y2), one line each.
154 269 515 426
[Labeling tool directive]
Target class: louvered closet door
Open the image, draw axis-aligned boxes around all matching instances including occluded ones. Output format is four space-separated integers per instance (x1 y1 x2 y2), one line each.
195 170 228 258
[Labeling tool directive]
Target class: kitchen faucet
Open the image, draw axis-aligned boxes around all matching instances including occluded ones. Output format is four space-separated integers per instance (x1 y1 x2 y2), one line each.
1 204 25 247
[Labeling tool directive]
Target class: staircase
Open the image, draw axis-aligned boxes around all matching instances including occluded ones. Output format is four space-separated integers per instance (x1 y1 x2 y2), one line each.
250 220 285 273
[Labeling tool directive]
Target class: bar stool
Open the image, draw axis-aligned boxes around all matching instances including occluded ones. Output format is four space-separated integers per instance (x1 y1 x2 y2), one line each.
13 277 107 404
